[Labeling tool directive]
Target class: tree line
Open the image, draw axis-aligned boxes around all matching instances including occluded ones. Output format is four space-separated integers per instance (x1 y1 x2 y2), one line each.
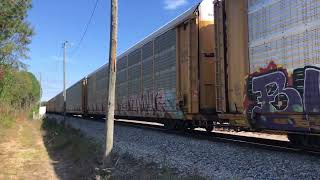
0 0 40 114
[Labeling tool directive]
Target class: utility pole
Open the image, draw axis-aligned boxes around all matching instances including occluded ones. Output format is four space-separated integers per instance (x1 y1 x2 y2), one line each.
104 0 118 165
63 41 68 118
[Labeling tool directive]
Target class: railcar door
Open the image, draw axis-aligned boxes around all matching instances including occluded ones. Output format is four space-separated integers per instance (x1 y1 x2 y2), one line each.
198 1 216 113
177 18 199 115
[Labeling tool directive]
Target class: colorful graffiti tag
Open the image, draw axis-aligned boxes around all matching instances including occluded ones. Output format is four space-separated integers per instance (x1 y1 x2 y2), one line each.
245 62 320 131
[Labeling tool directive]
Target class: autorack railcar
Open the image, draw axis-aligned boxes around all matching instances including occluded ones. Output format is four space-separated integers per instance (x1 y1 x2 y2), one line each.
214 0 320 147
67 0 217 130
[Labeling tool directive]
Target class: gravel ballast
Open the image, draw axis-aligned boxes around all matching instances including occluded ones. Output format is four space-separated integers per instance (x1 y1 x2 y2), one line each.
46 114 320 180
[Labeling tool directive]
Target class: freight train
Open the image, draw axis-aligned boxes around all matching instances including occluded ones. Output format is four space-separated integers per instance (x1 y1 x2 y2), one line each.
47 0 320 148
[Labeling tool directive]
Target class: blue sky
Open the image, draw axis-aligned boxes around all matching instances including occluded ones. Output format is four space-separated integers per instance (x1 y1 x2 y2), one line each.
27 0 201 101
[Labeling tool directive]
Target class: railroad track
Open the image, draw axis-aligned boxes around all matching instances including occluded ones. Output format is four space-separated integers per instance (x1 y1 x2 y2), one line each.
114 119 320 156
49 114 320 156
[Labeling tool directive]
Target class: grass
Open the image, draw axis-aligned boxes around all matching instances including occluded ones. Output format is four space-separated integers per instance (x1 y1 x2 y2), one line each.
0 112 14 128
42 119 101 162
0 105 35 130
42 117 207 179
0 108 15 144
0 114 54 179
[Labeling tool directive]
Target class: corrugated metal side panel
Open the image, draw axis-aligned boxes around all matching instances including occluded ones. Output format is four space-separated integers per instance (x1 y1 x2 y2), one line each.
154 29 177 112
56 93 64 113
116 56 128 116
87 74 96 114
246 0 320 132
154 29 176 90
95 65 109 114
248 0 320 72
47 99 52 112
127 49 141 114
142 41 154 92
59 93 64 113
66 81 82 113
115 28 183 119
128 49 142 98
116 5 198 60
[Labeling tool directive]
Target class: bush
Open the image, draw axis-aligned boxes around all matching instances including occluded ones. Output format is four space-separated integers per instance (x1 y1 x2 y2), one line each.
0 107 14 128
0 66 41 126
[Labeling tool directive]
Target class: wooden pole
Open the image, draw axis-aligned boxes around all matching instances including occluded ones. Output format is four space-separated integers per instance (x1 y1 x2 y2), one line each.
63 41 68 119
104 0 118 165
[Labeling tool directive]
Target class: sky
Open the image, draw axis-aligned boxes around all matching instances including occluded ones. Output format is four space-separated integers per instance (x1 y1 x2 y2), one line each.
26 0 202 101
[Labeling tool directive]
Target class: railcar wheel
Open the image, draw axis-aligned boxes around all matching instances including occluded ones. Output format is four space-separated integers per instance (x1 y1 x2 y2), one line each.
175 120 186 130
316 136 320 148
187 124 195 130
310 135 320 148
288 134 320 148
205 125 214 132
164 120 176 130
287 133 301 145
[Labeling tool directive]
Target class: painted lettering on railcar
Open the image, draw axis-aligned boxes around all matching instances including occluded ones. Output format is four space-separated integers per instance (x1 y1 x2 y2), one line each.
245 61 320 132
116 90 183 119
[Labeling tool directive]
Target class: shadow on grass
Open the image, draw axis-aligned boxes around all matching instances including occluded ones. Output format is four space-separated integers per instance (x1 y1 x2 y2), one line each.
41 118 102 179
42 116 207 180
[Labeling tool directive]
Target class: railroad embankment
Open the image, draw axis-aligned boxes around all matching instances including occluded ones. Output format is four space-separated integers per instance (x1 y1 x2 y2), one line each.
46 114 320 180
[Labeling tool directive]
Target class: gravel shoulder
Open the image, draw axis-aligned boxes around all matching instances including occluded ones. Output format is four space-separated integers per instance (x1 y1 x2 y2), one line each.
47 114 320 180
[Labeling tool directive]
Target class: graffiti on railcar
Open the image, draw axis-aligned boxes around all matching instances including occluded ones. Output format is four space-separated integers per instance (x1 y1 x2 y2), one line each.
116 90 183 119
245 61 320 131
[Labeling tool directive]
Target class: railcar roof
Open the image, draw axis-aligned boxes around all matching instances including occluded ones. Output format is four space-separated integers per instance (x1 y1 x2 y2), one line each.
86 3 199 78
49 3 200 101
117 5 198 59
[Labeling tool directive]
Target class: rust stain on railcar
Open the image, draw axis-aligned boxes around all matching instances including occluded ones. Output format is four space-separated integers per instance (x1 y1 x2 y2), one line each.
214 0 249 114
199 19 215 112
225 0 249 113
177 17 200 114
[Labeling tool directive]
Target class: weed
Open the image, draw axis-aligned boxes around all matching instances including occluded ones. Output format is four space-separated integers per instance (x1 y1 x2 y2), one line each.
42 118 102 178
0 112 13 128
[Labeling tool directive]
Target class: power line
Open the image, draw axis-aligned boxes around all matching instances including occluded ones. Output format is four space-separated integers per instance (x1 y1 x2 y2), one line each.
70 0 100 57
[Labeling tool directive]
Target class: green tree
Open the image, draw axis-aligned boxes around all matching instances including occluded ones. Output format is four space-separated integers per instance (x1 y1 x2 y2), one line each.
0 0 34 68
0 68 40 108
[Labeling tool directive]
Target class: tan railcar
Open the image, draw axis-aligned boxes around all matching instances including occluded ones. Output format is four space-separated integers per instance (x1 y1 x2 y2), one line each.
66 79 87 115
76 0 217 129
112 0 216 128
86 64 109 115
51 92 64 114
214 0 320 146
214 0 251 128
46 98 53 113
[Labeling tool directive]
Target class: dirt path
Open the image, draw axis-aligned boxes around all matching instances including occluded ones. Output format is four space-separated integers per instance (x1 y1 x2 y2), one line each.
0 119 58 180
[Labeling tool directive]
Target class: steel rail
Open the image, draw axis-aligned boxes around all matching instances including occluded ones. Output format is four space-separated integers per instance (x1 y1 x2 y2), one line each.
47 113 320 156
114 119 320 156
